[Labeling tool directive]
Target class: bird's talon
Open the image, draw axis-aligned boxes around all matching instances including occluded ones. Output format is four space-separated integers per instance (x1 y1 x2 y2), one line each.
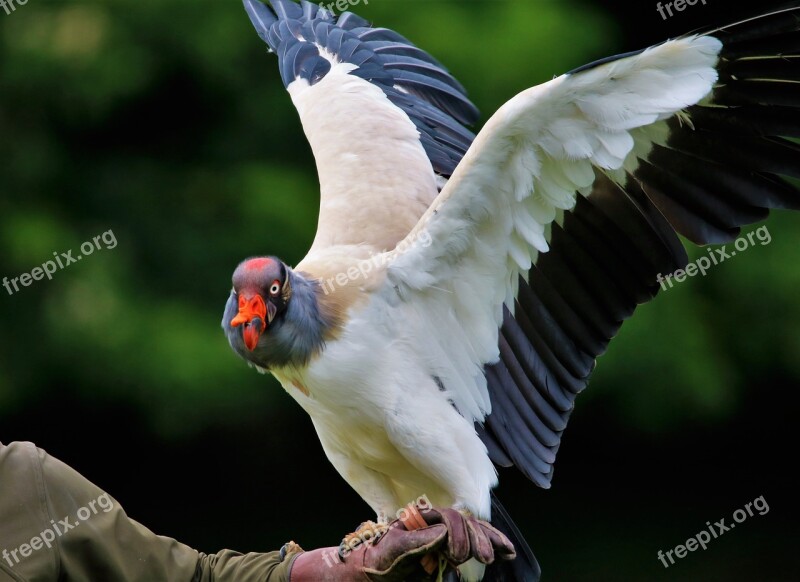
341 520 390 551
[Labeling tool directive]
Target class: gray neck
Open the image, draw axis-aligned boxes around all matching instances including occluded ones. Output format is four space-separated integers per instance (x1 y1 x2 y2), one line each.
255 269 330 369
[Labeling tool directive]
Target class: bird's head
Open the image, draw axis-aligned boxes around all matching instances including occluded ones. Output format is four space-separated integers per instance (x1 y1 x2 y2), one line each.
224 256 290 353
223 256 330 371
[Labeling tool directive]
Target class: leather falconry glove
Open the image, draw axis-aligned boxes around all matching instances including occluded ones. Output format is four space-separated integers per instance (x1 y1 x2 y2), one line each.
288 504 516 581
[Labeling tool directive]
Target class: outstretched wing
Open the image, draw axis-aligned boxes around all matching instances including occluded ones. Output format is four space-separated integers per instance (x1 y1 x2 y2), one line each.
243 0 478 253
383 8 800 488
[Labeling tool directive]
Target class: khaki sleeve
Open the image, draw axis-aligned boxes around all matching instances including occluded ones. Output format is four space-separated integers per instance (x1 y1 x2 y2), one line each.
194 550 300 582
0 442 297 582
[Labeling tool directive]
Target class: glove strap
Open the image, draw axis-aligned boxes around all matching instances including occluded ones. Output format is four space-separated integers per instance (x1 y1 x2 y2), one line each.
399 503 437 574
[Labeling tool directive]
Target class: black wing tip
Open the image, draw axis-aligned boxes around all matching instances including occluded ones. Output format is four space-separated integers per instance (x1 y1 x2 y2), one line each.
484 493 542 582
646 5 800 244
243 0 278 45
568 6 800 77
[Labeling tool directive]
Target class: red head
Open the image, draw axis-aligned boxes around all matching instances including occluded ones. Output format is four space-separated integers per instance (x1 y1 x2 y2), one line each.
228 257 290 351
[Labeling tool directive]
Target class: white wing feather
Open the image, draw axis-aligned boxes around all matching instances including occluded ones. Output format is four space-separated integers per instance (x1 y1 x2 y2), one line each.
381 35 723 422
289 63 439 254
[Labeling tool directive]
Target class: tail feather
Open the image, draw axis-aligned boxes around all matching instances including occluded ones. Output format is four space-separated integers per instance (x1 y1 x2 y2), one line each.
482 492 540 582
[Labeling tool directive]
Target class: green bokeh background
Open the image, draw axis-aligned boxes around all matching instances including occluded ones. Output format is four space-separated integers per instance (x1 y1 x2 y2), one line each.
1 1 797 580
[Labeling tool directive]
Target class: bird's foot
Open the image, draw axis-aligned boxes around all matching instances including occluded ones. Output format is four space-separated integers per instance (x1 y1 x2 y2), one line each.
340 520 390 552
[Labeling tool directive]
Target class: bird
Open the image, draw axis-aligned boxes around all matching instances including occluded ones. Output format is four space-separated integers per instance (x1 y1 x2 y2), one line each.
223 1 800 579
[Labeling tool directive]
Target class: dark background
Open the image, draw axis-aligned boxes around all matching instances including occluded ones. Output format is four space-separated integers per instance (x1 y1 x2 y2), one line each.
1 0 798 580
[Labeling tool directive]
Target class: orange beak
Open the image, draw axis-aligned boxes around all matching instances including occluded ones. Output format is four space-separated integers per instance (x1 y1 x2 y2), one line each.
230 293 268 351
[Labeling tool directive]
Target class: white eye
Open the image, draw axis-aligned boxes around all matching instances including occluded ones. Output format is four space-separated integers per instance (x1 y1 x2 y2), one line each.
270 281 281 296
